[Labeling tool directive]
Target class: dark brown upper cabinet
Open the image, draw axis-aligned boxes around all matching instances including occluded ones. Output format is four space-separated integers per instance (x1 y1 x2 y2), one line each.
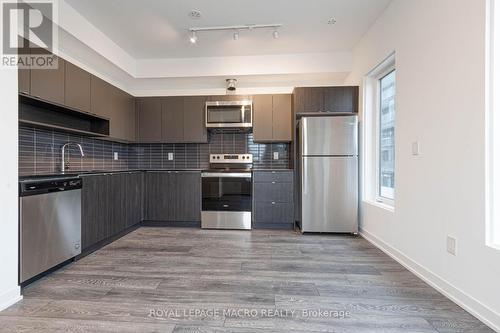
64 61 91 113
30 50 65 105
162 97 184 143
253 95 273 141
253 94 292 142
136 96 207 143
110 88 135 141
18 38 30 95
183 96 207 143
90 76 135 141
323 86 359 113
90 75 113 118
292 87 324 114
292 86 359 114
136 97 162 142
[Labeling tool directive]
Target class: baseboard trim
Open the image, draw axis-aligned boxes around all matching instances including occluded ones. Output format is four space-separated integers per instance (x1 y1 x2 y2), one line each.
0 286 22 312
360 228 500 332
252 223 294 230
141 220 201 228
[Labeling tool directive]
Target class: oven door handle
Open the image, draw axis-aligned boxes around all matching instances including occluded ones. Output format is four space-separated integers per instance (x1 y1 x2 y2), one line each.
201 173 252 178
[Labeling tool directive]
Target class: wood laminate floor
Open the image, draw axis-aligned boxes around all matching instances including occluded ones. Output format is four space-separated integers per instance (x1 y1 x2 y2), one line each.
0 227 494 333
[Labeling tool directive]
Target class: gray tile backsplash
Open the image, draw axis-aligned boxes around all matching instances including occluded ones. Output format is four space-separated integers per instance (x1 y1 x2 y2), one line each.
19 126 291 176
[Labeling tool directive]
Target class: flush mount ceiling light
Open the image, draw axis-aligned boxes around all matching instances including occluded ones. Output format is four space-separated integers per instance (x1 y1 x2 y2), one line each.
189 31 198 44
327 17 337 25
188 23 282 43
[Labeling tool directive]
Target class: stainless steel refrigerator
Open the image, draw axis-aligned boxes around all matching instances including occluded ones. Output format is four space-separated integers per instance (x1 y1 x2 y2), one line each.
298 115 358 233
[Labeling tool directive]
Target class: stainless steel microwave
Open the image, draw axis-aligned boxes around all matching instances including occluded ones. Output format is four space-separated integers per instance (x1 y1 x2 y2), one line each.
205 100 253 128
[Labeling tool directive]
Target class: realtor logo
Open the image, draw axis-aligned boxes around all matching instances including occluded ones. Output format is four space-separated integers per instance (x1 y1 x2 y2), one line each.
1 0 58 69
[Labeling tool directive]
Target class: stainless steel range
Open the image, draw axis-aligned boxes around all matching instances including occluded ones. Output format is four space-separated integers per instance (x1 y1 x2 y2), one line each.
201 154 253 230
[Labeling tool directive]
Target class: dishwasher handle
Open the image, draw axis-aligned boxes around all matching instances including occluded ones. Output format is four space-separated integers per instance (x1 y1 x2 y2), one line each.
20 178 82 197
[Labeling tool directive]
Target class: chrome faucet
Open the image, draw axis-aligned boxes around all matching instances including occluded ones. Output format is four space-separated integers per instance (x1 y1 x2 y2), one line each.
61 142 84 173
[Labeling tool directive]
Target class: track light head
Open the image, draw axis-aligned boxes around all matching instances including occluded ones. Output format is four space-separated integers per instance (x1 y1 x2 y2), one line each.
233 31 239 41
189 31 198 44
273 30 279 39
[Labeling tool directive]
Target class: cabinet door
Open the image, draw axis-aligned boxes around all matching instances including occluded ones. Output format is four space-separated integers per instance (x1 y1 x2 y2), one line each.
145 172 176 220
30 51 65 104
81 175 110 250
18 37 30 95
253 94 273 142
90 75 113 118
323 87 359 113
126 95 136 141
183 96 207 143
64 61 91 112
162 97 184 143
292 87 324 113
272 94 292 141
108 88 131 141
136 97 162 142
254 202 293 224
175 172 201 222
126 173 143 227
109 173 127 236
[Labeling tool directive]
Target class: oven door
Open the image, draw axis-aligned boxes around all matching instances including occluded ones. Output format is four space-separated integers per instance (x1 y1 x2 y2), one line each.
205 101 252 128
202 173 252 212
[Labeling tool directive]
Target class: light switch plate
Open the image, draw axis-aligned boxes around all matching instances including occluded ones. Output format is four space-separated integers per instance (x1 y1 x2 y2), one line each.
447 236 457 256
412 142 420 156
113 152 119 160
273 152 279 160
168 152 174 161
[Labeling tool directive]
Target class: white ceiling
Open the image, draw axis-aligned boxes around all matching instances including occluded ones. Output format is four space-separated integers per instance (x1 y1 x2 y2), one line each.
64 0 391 60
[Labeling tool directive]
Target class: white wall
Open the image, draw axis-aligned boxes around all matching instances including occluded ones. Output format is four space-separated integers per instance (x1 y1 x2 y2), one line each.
0 67 21 310
344 0 500 330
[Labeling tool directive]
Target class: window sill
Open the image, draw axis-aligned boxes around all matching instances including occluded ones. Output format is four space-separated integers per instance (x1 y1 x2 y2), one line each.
363 199 395 213
486 242 500 251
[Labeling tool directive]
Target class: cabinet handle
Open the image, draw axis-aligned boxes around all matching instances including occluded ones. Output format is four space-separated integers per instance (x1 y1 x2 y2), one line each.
271 201 276 205
272 181 276 184
272 171 276 174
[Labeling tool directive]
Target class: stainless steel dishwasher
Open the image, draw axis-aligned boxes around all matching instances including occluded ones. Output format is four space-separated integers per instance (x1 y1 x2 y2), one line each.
19 177 82 283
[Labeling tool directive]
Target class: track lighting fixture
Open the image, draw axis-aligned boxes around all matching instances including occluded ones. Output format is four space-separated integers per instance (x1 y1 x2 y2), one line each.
189 31 198 44
188 24 282 44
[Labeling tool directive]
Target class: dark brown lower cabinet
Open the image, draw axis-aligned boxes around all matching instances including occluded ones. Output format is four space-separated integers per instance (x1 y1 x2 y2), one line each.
253 170 294 229
81 172 143 251
81 174 110 249
144 171 201 224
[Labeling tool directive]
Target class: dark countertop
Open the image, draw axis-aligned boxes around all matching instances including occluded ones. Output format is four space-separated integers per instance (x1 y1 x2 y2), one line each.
19 168 293 182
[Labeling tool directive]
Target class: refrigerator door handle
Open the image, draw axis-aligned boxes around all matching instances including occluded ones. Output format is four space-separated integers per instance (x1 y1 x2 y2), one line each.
302 158 308 195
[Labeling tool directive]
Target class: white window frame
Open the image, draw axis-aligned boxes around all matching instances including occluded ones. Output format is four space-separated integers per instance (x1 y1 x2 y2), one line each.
363 53 396 209
487 0 500 249
375 67 396 205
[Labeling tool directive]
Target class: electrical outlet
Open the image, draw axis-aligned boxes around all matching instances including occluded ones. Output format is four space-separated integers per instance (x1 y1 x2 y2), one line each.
273 152 279 160
113 152 119 160
447 236 457 256
412 142 420 156
168 152 174 161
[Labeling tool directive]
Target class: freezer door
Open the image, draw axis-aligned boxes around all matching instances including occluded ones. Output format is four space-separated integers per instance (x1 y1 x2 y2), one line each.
301 116 358 156
301 156 358 233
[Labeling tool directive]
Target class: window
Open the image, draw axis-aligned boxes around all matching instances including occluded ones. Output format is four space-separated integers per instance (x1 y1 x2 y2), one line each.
378 70 396 200
363 53 396 208
487 0 500 247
